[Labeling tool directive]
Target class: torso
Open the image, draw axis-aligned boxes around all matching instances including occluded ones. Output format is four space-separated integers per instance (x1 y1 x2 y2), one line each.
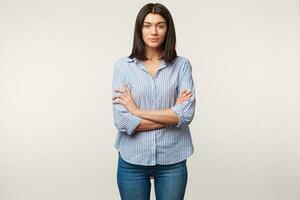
114 56 195 166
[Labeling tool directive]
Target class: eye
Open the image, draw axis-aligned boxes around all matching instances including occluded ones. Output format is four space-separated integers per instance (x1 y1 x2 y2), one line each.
143 24 151 28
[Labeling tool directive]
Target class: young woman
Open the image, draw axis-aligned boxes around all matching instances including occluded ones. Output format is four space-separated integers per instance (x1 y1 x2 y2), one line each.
112 3 196 200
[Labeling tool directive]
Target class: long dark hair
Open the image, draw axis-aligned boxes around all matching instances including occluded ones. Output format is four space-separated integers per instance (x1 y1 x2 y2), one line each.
129 3 177 63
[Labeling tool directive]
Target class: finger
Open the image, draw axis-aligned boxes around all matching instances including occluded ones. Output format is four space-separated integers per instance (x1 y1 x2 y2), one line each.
184 96 191 101
182 91 192 98
114 88 125 92
183 93 192 99
184 91 192 97
125 84 131 93
183 90 191 94
112 97 124 104
114 89 125 93
179 91 186 97
185 94 192 99
184 91 192 95
113 99 123 104
124 85 130 93
186 94 192 98
112 95 122 100
112 95 124 101
180 90 187 95
112 99 119 104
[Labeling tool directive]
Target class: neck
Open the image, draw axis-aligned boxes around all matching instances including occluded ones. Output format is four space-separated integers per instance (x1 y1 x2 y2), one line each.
145 46 163 60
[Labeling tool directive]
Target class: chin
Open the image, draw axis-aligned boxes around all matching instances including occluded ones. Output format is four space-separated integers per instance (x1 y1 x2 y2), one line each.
146 43 162 49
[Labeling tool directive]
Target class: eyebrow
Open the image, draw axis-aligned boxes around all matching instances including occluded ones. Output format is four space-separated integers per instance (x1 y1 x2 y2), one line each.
143 21 166 25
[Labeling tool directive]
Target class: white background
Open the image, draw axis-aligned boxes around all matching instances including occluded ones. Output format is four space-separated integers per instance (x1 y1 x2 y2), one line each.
0 0 299 199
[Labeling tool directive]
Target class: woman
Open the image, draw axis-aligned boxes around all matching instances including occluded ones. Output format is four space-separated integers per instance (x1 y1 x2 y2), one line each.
112 3 196 200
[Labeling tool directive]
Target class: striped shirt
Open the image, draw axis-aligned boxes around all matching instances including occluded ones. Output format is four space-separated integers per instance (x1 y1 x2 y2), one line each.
112 56 196 166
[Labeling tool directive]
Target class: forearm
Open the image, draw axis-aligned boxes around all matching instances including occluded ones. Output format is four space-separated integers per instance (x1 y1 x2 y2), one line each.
135 118 167 132
134 108 179 126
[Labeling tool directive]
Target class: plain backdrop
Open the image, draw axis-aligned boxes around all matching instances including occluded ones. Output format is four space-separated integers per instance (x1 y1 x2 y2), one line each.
0 0 300 200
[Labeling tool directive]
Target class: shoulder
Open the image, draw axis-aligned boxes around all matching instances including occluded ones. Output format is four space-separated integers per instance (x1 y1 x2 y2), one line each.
114 56 135 66
175 56 189 62
114 56 135 71
173 56 192 70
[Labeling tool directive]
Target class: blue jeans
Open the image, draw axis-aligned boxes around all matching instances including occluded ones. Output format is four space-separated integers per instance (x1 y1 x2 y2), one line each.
117 154 188 200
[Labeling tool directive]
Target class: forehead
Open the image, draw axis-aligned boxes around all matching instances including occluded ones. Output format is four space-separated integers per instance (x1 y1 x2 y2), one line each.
143 13 166 23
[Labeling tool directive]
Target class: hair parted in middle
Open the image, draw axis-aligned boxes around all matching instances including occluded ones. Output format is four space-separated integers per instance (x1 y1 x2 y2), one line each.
129 3 177 63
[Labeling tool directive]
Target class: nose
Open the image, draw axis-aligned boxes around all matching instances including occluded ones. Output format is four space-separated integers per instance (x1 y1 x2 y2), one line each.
150 26 158 35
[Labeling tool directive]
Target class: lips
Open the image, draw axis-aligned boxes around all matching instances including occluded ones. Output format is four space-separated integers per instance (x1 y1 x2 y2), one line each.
149 38 159 42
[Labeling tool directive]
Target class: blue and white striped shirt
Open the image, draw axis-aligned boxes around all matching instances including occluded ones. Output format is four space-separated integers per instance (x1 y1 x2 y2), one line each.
112 56 196 166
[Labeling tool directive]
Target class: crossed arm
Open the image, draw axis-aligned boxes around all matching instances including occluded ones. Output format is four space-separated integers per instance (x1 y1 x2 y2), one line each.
112 84 192 132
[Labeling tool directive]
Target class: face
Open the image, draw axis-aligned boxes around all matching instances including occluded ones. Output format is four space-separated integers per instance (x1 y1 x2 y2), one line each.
142 13 167 49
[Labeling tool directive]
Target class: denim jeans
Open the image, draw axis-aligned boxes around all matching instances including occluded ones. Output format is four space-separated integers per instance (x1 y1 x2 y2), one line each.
117 153 188 200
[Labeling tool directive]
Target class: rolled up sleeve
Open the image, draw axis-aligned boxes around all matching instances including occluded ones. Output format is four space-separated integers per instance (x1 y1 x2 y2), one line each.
171 59 196 128
112 61 142 135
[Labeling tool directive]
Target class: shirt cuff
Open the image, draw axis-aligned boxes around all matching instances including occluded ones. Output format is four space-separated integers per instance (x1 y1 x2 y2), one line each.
127 115 142 135
171 104 184 128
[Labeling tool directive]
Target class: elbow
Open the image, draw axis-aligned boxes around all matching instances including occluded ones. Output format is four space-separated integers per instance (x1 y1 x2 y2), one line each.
113 110 141 136
177 108 195 128
113 117 135 135
184 99 196 125
113 112 130 135
114 120 127 133
184 111 195 125
171 102 195 128
114 121 136 135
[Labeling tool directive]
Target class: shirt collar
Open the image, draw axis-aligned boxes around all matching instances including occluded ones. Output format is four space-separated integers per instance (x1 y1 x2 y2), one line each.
130 57 168 71
126 57 135 63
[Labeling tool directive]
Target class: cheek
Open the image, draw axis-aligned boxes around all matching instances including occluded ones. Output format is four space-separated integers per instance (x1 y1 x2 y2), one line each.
159 31 167 40
160 28 167 35
142 30 148 39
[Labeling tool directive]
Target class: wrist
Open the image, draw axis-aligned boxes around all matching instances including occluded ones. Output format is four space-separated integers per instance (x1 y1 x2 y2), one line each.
133 108 142 117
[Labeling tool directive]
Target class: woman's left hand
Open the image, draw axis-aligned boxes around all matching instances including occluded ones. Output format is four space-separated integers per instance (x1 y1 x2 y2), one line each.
112 84 139 115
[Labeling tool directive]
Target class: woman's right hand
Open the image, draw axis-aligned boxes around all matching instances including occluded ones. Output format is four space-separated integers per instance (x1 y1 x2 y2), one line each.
175 90 192 105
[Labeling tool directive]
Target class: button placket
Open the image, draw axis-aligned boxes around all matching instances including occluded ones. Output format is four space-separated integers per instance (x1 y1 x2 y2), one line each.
149 75 157 164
